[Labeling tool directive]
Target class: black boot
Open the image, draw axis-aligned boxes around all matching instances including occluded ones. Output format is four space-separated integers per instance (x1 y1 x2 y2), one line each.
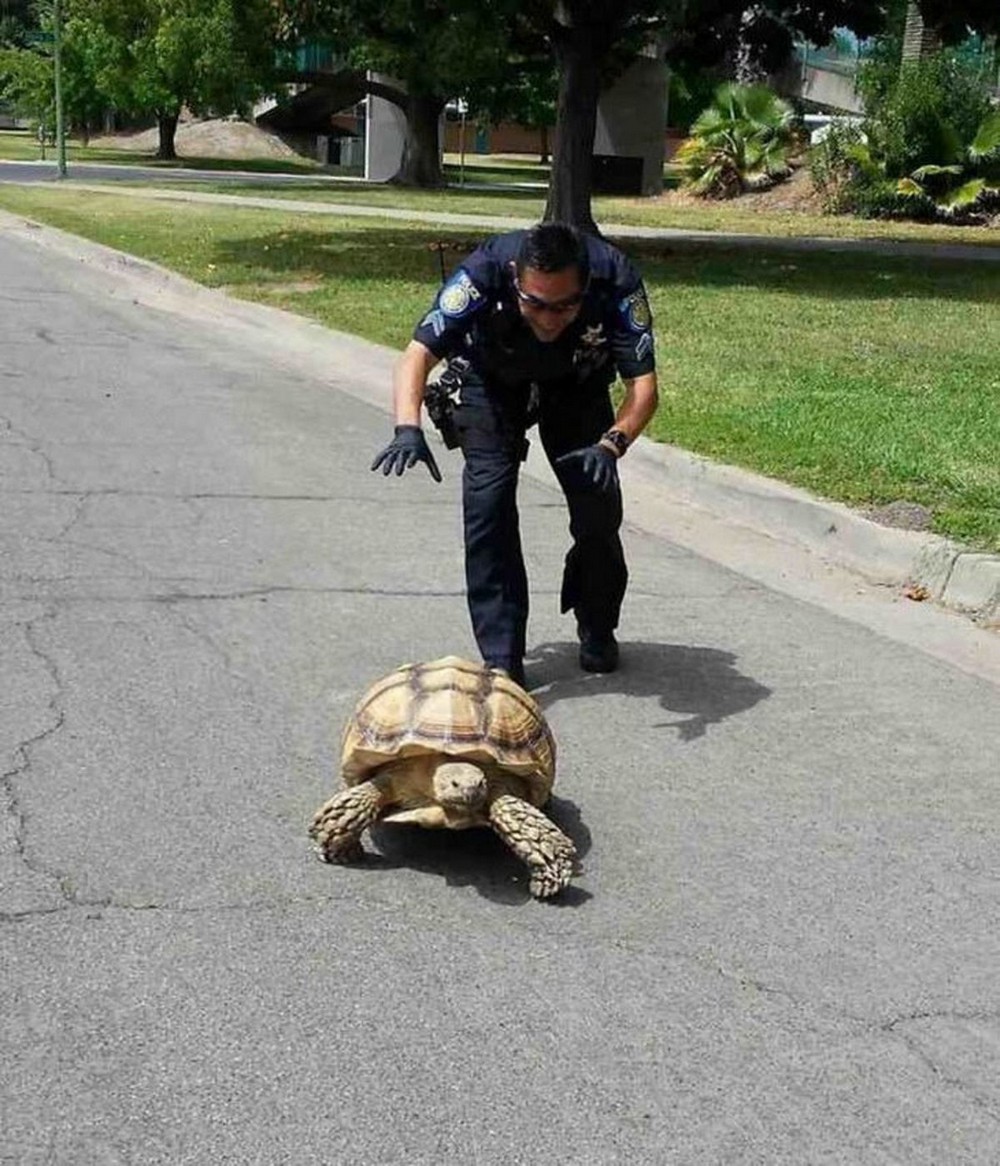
490 658 526 688
578 625 619 674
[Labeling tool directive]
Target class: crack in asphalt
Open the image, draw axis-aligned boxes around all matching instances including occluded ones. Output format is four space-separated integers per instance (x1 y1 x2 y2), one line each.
2 485 469 510
2 585 481 606
0 412 63 487
153 584 468 602
880 1011 1000 1124
161 601 264 702
1 611 71 907
0 891 349 923
55 493 89 540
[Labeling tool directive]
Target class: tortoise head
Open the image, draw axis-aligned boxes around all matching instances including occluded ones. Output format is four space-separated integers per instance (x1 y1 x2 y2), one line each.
432 760 488 810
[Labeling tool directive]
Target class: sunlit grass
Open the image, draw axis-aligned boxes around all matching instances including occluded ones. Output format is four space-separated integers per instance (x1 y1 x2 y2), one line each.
0 128 322 173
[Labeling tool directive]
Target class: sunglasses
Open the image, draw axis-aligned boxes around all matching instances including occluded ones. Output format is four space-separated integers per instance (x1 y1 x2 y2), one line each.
511 273 588 314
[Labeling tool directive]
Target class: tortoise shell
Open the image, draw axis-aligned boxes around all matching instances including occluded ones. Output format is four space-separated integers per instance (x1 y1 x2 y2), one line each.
340 656 556 805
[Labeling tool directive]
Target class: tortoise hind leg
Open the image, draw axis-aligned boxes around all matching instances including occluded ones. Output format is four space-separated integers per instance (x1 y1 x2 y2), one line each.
309 780 385 864
488 794 577 899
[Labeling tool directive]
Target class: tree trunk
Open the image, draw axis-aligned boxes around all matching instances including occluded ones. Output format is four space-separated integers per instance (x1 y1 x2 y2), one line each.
539 123 550 166
901 1 941 63
392 92 445 187
543 22 603 235
155 111 179 161
733 5 769 85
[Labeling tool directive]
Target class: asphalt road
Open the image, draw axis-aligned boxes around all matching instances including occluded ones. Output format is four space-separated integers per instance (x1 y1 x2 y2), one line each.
3 231 1000 1164
0 158 357 187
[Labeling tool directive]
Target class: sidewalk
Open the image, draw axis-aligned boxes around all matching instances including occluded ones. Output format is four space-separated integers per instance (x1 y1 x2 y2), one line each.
2 204 998 642
13 175 1000 263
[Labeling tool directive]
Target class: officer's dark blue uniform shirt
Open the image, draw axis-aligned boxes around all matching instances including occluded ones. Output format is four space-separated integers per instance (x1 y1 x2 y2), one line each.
413 231 655 392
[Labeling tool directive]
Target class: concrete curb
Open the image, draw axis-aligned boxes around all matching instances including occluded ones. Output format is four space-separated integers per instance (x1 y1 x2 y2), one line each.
3 207 998 627
622 439 1000 624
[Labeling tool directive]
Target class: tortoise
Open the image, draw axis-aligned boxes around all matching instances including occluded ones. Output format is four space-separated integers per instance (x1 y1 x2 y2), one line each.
309 656 577 898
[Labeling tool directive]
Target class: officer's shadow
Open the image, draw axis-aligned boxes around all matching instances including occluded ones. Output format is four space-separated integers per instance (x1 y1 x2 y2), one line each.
360 641 768 906
526 638 772 741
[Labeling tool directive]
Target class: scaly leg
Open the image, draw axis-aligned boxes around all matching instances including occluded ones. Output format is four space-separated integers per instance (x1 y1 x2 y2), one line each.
309 780 385 864
488 794 577 899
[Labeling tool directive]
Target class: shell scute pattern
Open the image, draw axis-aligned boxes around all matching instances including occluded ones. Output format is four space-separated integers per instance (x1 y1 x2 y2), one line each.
340 657 555 795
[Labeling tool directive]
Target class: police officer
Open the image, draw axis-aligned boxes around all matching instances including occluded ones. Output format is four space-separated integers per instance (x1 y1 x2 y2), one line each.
372 222 658 689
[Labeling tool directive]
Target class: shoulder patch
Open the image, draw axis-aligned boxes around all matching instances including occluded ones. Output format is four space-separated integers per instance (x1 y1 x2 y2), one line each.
419 309 447 338
620 288 652 332
438 270 483 318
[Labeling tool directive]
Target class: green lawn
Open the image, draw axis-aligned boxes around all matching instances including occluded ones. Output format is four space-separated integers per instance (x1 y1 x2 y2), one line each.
107 177 1000 248
7 127 1000 247
0 184 997 550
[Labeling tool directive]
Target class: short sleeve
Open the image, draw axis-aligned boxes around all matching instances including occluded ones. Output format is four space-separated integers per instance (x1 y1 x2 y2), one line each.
413 262 492 358
609 276 655 378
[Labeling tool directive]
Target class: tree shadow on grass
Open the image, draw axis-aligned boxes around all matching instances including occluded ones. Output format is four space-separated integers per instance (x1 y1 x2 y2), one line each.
622 241 1000 306
209 224 1000 308
211 225 484 282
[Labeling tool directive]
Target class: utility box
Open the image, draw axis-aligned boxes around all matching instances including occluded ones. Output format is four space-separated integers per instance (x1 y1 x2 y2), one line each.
591 154 644 195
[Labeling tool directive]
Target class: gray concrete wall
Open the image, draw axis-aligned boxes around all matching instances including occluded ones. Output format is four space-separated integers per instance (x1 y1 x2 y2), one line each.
796 64 863 114
593 48 668 196
364 72 407 182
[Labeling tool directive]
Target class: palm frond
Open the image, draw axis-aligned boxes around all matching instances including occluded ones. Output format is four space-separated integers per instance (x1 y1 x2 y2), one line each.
969 110 1000 161
939 177 986 210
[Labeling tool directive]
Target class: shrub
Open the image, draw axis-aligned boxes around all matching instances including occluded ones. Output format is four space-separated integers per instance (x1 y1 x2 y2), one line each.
676 82 796 199
863 54 992 179
816 47 999 222
896 108 1000 221
808 120 868 212
808 120 915 219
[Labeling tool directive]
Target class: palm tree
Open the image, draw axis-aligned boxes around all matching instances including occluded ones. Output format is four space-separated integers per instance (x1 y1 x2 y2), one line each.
676 82 796 199
897 107 1000 218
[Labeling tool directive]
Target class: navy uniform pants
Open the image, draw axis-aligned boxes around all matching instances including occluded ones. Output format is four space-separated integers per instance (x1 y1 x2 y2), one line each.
451 372 628 675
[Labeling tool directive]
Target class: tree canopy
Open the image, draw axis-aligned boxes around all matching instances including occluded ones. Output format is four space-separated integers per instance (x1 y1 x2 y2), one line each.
276 0 522 185
0 0 34 46
517 0 891 231
918 0 1000 42
64 0 277 157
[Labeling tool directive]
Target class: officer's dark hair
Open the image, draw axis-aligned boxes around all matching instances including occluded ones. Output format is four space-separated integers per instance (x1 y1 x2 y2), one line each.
515 222 589 282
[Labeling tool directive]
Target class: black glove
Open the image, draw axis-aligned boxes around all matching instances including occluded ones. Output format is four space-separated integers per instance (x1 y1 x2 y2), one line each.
554 443 619 493
371 425 442 483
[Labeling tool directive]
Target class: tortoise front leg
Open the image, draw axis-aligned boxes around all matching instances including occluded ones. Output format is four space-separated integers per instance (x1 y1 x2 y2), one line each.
488 794 577 899
309 780 385 864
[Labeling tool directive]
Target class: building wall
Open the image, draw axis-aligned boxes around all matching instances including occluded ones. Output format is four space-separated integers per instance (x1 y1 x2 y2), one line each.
796 64 863 113
442 121 548 156
444 120 685 163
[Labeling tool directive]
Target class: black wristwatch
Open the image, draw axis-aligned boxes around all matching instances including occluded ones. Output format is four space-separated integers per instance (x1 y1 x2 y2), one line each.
600 428 630 457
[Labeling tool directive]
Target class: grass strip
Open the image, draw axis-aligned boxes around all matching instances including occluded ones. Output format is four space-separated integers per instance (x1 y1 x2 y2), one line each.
5 129 1000 248
0 184 997 550
106 177 1000 249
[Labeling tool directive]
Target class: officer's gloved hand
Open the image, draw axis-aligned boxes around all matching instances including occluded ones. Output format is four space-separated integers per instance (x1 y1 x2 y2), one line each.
371 425 442 483
554 443 619 494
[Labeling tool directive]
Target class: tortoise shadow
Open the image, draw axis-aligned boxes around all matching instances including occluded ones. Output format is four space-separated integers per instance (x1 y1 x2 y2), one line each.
365 792 592 907
526 639 771 740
